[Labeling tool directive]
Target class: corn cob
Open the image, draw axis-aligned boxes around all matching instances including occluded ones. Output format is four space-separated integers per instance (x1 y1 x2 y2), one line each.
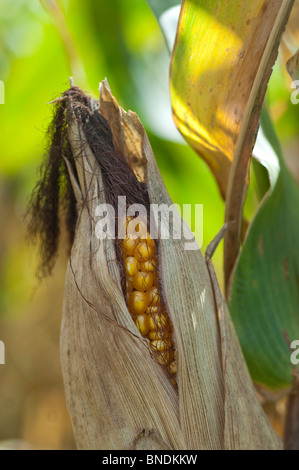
121 216 176 380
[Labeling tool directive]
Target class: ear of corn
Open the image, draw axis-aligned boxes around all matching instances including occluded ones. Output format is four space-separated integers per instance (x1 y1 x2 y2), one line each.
58 81 282 450
121 217 176 380
62 118 184 450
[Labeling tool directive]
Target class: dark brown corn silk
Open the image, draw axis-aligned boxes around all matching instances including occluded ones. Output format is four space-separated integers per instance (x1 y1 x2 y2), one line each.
26 95 78 278
27 86 176 380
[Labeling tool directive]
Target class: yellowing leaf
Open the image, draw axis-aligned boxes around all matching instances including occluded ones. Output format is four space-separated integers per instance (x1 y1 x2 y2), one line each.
170 0 292 198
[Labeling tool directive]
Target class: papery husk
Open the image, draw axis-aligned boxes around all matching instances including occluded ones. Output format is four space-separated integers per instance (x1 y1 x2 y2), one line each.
60 81 282 450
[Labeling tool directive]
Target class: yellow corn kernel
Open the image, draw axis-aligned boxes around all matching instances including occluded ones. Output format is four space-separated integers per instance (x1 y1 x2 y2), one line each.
126 275 134 293
130 291 150 315
138 258 157 273
169 361 176 375
133 271 154 291
134 241 156 263
150 339 172 351
147 312 168 331
144 232 156 247
156 349 174 366
134 314 150 337
146 306 159 316
148 330 170 341
127 217 148 239
122 235 140 256
147 286 160 306
124 257 139 277
121 216 176 379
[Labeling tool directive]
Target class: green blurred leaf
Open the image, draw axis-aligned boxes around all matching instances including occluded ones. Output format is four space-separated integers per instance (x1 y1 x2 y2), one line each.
147 0 181 51
251 159 270 202
230 110 299 390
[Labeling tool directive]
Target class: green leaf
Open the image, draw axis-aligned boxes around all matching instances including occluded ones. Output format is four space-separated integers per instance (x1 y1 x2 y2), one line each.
230 110 299 390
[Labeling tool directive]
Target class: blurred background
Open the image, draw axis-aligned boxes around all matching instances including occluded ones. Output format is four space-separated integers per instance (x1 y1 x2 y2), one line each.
0 0 298 449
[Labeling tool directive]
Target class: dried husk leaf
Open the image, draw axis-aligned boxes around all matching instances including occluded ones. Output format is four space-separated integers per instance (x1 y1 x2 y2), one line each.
60 82 281 450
